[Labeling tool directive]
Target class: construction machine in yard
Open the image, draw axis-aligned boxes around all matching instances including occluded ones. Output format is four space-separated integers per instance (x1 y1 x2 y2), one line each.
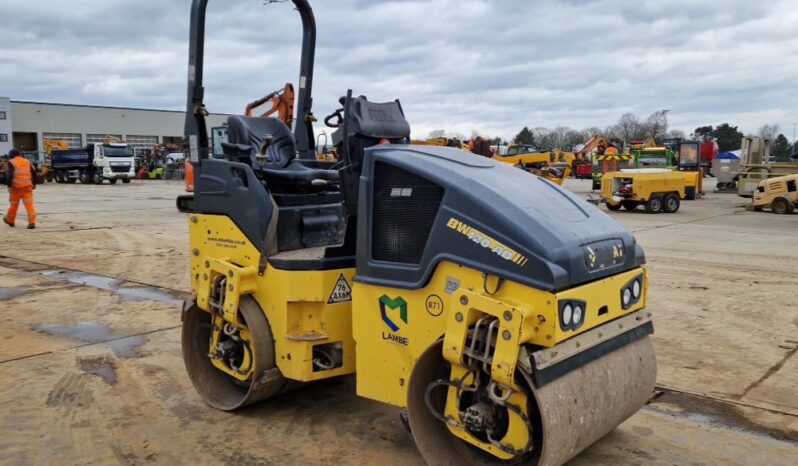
574 134 609 179
601 169 685 213
493 145 573 186
747 173 798 214
616 141 703 200
245 83 295 121
180 2 656 465
735 137 798 198
34 140 69 182
674 140 703 200
591 152 635 190
411 137 467 149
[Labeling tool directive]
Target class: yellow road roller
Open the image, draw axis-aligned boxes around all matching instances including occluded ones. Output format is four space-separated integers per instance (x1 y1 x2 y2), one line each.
180 1 656 465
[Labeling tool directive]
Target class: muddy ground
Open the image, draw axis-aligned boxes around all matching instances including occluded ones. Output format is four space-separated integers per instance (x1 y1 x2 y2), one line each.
0 178 796 465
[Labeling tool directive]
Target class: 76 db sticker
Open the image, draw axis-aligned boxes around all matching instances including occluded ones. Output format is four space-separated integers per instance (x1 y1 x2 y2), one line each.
327 274 352 304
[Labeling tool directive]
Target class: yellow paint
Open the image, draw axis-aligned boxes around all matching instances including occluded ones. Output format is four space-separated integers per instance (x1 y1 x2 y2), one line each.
492 149 573 186
209 313 253 380
353 261 647 407
680 169 703 196
601 170 686 206
443 364 531 460
189 214 649 461
751 173 798 209
189 214 356 382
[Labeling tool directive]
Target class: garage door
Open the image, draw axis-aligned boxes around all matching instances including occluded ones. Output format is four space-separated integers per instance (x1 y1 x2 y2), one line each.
42 132 82 149
126 135 159 149
87 134 122 144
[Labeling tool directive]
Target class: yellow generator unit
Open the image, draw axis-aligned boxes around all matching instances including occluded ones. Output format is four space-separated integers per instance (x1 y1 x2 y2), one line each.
601 169 685 213
679 170 702 199
748 173 798 214
180 2 657 465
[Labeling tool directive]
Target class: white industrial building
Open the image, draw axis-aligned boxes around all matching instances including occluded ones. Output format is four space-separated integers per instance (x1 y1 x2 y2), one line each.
0 97 229 155
0 98 12 156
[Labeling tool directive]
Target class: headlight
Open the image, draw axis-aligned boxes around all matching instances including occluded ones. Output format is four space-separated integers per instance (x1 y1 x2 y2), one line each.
572 304 583 325
621 274 644 310
622 288 632 306
632 280 641 299
558 299 587 331
562 304 573 326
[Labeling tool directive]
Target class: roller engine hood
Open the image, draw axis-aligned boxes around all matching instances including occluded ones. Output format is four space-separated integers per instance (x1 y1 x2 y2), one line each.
356 145 645 291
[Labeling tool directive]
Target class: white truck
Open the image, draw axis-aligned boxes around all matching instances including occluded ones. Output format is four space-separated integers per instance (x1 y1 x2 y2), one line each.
51 143 136 184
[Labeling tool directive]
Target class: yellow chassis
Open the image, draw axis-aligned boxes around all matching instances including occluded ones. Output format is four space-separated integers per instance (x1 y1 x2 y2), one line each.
189 213 649 458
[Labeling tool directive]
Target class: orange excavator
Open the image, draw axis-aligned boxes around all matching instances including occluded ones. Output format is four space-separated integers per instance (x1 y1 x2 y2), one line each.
574 134 609 179
180 84 296 212
244 83 295 121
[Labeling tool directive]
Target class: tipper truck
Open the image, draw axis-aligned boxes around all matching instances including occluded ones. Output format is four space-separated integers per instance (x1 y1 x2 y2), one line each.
51 143 135 184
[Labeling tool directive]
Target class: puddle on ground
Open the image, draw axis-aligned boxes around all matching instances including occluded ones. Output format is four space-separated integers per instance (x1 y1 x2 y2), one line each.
107 335 147 358
39 270 183 305
34 322 148 359
0 286 29 301
36 322 113 342
77 356 118 385
115 286 183 305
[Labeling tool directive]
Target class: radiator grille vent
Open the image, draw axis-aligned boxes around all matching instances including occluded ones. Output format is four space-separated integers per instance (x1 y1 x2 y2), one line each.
372 162 444 264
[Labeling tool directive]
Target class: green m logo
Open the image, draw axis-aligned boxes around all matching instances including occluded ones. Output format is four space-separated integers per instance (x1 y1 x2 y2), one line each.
379 295 407 332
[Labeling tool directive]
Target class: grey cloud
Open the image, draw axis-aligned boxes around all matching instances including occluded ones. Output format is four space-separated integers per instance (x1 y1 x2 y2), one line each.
2 0 797 140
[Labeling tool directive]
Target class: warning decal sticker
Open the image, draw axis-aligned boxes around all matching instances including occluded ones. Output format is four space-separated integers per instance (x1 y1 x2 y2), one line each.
327 274 352 304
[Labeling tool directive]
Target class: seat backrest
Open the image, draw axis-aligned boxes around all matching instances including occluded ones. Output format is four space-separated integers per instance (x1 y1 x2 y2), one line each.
332 96 410 166
347 98 410 140
332 95 411 216
226 115 297 170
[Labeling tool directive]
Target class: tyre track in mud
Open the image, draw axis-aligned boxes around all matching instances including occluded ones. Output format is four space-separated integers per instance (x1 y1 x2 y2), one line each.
2 255 796 448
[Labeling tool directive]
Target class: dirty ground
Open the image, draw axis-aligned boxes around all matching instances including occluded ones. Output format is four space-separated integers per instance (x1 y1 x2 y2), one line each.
0 179 796 465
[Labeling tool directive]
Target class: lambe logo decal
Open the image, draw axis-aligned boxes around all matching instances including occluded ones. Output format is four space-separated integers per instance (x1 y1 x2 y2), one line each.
379 295 409 346
327 274 352 304
379 295 407 331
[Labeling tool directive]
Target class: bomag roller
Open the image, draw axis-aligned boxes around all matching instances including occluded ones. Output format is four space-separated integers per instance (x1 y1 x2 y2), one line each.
180 2 657 465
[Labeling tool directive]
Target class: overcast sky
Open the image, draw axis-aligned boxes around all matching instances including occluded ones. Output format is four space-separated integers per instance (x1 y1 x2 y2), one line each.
2 0 797 140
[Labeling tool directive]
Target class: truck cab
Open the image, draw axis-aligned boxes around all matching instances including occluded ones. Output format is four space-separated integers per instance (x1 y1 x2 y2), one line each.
51 143 136 184
92 143 135 183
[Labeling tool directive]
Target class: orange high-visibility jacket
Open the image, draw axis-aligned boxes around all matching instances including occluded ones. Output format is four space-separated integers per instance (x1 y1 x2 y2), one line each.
7 156 36 190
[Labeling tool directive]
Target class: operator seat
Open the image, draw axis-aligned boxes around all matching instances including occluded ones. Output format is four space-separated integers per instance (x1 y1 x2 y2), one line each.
225 115 339 192
333 95 411 213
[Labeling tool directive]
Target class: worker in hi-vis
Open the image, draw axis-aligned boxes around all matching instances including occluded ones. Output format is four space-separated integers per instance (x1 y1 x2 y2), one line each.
3 149 37 229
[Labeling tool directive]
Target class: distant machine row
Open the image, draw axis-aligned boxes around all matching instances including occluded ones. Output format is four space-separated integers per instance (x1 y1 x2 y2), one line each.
0 137 187 185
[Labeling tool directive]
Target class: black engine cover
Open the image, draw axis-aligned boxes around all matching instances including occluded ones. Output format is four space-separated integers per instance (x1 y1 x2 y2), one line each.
355 145 644 292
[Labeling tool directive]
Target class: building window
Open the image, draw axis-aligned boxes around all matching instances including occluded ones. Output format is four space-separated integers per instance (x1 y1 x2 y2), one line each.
87 134 122 144
0 134 7 142
43 132 82 149
126 135 159 149
0 111 6 119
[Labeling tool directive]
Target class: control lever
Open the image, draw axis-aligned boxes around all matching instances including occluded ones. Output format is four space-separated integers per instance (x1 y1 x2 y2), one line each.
257 134 274 168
